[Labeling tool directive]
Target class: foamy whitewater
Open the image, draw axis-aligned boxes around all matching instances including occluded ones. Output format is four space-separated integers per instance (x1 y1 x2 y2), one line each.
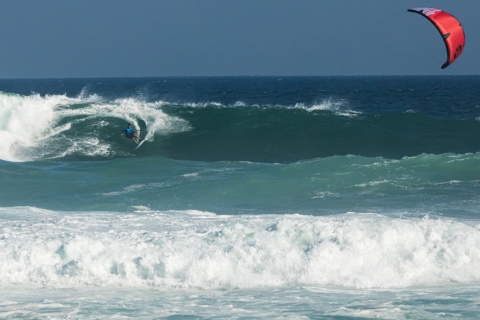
1 77 480 318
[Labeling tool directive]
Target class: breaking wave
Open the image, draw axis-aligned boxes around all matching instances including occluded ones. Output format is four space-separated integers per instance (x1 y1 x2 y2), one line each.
1 207 480 289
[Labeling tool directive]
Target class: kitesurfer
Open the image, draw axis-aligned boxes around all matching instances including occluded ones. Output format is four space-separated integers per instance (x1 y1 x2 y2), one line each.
121 123 143 144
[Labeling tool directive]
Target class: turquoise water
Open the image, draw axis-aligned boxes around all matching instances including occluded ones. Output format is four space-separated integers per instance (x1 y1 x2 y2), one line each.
1 77 480 318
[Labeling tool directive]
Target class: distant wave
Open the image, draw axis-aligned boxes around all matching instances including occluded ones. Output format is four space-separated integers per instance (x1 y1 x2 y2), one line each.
165 97 358 115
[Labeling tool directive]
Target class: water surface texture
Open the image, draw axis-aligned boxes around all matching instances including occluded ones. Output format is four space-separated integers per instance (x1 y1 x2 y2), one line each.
1 77 480 319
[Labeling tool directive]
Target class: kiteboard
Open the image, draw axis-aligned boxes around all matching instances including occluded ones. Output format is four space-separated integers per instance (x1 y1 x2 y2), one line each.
134 140 146 150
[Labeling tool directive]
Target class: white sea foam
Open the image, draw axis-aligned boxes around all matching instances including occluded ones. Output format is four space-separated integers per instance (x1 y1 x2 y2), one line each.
57 98 191 142
162 98 358 115
311 191 341 199
1 207 480 290
306 98 345 112
182 172 199 177
353 180 390 187
291 98 360 116
0 92 96 161
0 92 190 162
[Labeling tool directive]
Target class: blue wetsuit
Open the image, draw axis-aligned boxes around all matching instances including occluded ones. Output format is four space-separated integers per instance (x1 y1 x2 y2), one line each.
122 127 135 138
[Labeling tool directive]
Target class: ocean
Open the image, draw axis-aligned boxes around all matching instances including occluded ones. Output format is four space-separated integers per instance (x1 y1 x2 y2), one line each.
1 76 480 319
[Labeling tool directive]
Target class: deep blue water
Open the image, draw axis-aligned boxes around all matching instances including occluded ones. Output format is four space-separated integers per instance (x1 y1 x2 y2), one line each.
1 76 480 319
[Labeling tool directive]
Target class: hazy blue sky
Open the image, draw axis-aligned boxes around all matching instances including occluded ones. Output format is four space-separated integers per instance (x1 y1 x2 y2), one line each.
0 1 478 78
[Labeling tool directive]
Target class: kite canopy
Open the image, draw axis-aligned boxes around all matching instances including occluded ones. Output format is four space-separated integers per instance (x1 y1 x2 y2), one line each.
408 7 465 69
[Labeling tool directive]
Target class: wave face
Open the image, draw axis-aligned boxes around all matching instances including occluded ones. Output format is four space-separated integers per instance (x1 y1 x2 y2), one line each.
0 76 479 162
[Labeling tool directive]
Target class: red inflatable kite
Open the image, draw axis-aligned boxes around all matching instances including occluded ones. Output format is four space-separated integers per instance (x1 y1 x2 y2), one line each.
408 7 465 69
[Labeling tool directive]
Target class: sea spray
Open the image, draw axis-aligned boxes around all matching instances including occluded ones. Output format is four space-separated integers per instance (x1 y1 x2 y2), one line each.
1 208 480 289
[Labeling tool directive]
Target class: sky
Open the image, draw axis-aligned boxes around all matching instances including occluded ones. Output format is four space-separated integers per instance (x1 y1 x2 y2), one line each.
0 0 479 78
